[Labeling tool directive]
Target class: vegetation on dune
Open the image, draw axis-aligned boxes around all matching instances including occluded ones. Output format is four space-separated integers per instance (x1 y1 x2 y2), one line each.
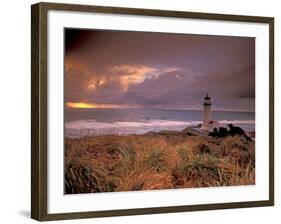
64 132 255 194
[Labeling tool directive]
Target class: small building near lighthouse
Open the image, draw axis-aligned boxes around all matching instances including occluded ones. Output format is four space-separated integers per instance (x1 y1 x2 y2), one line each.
202 94 219 131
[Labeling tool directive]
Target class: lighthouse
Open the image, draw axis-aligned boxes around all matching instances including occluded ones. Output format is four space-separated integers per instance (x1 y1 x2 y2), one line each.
202 94 212 130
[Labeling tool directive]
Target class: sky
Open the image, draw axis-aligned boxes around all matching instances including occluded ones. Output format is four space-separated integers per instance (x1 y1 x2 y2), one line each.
64 29 255 112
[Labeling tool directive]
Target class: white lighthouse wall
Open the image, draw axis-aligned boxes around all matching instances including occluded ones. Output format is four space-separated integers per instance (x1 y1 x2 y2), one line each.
202 105 211 130
203 106 211 124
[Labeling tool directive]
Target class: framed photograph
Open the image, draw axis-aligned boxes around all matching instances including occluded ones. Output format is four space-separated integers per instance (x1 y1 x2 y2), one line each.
31 2 274 221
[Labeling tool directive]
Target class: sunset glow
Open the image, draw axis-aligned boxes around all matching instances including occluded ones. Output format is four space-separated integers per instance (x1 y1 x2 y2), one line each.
111 65 157 91
66 102 139 109
66 102 99 108
65 29 255 112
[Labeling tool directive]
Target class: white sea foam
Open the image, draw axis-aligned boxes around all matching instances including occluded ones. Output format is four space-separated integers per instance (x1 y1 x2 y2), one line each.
65 119 199 138
65 119 255 138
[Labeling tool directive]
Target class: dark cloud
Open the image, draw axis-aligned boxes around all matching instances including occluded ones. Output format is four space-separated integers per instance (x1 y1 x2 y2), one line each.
65 29 255 111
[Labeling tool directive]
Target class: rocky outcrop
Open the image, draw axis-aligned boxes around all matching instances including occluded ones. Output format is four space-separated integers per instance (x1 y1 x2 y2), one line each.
209 124 252 141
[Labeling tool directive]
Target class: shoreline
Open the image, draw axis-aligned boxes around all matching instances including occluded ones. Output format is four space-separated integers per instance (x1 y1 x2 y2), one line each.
65 120 255 139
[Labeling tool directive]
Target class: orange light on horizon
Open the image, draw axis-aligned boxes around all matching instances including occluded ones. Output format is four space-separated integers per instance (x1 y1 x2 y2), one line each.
66 102 140 109
66 102 99 108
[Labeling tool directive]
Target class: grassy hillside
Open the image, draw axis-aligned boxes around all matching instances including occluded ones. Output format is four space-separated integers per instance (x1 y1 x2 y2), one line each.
64 131 255 194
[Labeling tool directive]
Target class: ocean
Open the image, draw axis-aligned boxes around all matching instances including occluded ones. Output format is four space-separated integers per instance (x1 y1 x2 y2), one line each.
65 108 255 138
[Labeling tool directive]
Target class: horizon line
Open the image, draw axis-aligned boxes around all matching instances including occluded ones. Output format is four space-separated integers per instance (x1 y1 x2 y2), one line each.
65 105 254 113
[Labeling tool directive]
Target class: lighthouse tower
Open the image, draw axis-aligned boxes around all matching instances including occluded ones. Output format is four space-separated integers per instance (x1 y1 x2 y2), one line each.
202 94 212 130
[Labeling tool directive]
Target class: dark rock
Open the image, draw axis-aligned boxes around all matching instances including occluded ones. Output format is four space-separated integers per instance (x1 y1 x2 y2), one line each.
228 124 245 136
209 127 228 138
209 124 253 141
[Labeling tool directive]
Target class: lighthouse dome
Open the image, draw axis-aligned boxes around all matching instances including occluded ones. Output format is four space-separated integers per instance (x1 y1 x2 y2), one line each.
204 93 211 100
203 94 211 106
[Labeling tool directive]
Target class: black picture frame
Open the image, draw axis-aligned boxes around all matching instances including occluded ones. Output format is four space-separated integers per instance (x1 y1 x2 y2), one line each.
31 2 274 221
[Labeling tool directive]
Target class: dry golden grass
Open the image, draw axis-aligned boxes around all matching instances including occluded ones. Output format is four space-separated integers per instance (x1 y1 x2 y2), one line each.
64 133 255 194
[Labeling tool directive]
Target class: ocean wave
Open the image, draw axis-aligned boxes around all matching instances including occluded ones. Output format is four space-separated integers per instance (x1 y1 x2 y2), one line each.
65 119 199 129
65 119 255 138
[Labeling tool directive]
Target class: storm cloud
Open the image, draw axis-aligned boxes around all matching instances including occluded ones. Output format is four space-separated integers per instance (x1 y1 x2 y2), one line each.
65 29 255 111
